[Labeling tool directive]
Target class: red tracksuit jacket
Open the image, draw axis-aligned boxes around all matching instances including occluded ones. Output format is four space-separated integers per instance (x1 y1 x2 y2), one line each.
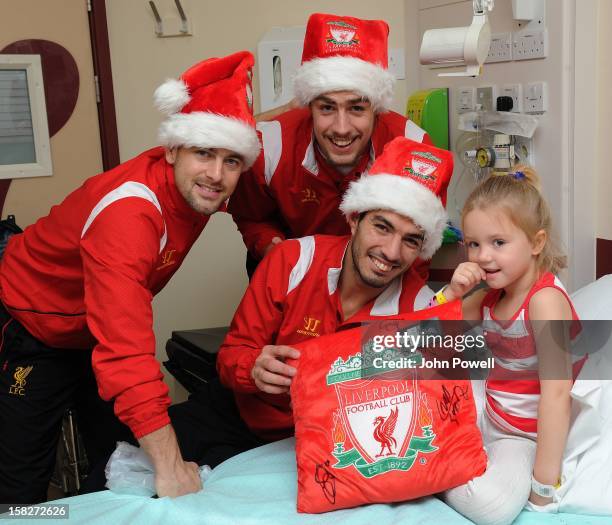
228 109 432 259
217 234 434 440
0 147 209 438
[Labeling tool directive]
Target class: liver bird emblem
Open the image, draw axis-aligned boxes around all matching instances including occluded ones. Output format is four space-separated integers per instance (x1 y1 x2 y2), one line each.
13 365 33 387
373 407 399 457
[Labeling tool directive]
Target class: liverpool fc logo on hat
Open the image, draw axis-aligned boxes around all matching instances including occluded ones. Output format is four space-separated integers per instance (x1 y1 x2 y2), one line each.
327 20 359 46
293 13 395 112
404 151 443 188
340 137 454 259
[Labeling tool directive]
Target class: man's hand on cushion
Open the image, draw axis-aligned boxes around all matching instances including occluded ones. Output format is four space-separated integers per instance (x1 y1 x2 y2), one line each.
251 345 300 394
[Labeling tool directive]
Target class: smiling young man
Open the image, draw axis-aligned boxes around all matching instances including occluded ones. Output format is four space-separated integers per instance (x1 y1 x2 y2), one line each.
168 147 244 215
166 137 453 467
227 13 433 276
309 91 377 169
0 51 259 503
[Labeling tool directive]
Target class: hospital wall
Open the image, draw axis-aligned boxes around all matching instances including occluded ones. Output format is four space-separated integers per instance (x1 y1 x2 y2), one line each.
596 0 612 272
1 1 103 227
413 0 606 291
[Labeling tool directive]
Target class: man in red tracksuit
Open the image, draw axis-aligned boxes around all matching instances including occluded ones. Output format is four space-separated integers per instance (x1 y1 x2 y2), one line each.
0 51 260 503
168 138 454 465
228 13 434 277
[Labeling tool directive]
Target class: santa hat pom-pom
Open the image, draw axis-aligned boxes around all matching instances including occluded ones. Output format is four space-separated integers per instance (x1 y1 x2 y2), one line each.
154 78 190 115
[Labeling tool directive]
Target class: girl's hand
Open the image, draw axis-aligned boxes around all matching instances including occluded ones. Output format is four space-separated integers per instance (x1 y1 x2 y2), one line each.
445 262 487 301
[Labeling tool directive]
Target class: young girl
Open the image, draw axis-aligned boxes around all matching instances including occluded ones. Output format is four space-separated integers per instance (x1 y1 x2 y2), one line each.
438 167 585 525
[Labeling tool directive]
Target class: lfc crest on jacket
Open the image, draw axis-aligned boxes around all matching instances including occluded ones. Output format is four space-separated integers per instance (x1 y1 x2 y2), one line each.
326 353 437 478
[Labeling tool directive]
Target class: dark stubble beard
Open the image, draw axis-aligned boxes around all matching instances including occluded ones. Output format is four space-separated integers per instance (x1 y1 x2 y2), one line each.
184 183 222 216
350 238 387 289
315 140 364 171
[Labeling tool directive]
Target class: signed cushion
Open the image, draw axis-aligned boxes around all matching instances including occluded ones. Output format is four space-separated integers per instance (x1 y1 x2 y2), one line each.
289 301 487 513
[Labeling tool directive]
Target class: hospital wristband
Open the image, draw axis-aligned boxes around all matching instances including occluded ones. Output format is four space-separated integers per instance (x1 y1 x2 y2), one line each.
427 286 449 308
531 475 561 498
434 286 449 305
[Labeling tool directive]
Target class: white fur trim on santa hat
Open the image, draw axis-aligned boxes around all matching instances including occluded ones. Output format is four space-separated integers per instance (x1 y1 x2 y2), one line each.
154 78 191 115
340 174 447 259
293 56 394 112
158 112 260 169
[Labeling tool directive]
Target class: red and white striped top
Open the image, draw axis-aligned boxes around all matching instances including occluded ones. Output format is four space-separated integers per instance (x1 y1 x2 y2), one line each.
481 272 585 437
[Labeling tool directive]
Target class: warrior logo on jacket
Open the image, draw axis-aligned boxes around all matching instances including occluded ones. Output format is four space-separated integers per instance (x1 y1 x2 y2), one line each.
327 353 437 478
157 249 177 270
297 316 322 337
301 188 320 205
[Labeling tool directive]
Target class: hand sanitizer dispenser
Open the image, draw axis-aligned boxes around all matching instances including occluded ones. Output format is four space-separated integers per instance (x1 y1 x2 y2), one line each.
257 26 305 112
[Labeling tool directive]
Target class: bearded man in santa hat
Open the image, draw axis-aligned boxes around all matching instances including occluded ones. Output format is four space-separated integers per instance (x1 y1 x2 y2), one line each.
168 137 453 484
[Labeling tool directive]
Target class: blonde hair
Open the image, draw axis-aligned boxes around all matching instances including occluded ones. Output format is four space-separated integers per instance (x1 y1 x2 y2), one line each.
462 165 566 274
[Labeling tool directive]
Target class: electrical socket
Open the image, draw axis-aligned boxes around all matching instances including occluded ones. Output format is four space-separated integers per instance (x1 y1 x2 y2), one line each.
500 84 523 113
513 28 548 60
476 86 495 112
486 32 513 63
456 87 476 114
523 82 548 114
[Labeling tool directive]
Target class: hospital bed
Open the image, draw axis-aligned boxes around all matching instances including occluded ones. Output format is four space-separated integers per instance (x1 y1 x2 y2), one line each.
7 436 610 525
6 276 612 525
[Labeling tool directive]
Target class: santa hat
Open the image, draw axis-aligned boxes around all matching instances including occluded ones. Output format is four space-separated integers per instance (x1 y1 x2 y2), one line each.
293 13 394 112
154 51 260 170
340 137 453 260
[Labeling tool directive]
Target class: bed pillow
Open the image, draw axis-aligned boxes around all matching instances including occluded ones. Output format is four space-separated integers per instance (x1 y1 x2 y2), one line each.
290 300 488 513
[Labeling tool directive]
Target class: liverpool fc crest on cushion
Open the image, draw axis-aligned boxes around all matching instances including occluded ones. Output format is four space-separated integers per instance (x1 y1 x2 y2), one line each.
326 354 437 478
290 304 487 513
